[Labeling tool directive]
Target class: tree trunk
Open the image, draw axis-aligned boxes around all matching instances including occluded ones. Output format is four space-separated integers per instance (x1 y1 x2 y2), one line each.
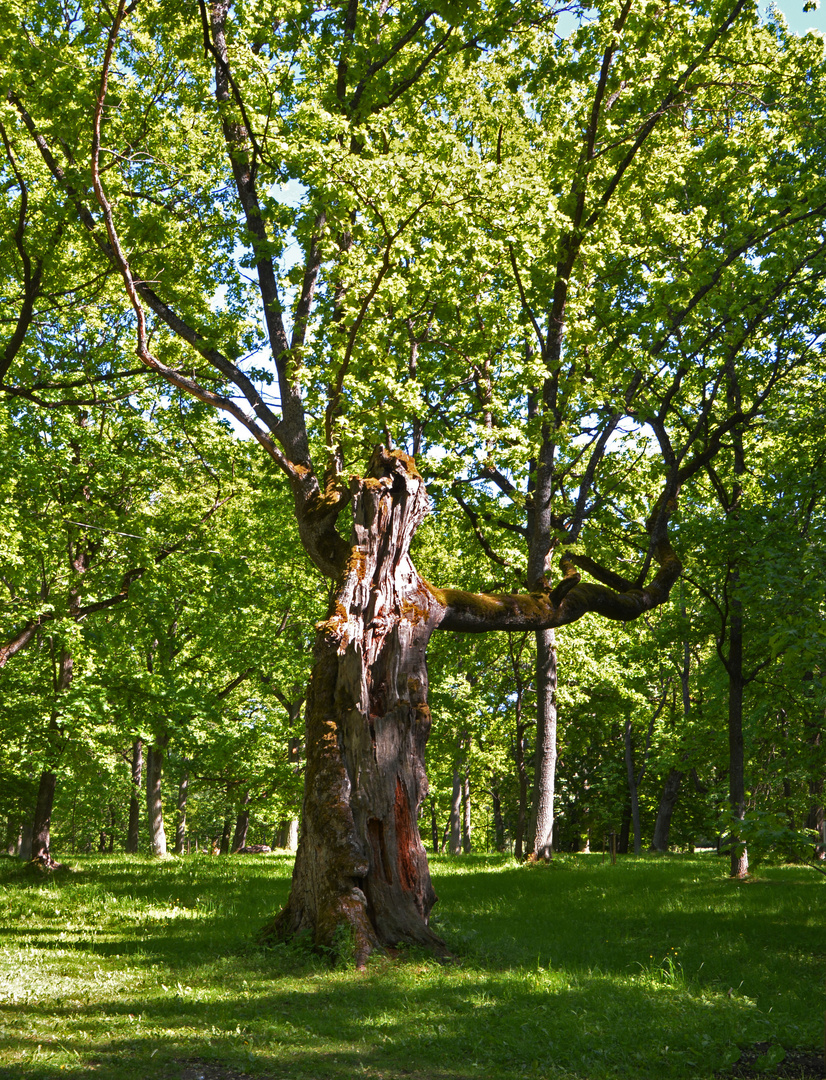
650 768 684 852
514 703 529 860
174 770 189 855
461 764 472 854
728 572 748 878
5 820 21 856
30 646 73 867
126 738 143 854
804 715 824 859
490 782 506 852
528 628 558 860
19 823 33 860
806 798 825 860
263 450 447 962
145 743 168 856
429 798 439 854
618 797 631 855
276 818 299 851
219 812 232 855
231 790 251 853
624 719 643 855
31 770 57 864
449 769 462 854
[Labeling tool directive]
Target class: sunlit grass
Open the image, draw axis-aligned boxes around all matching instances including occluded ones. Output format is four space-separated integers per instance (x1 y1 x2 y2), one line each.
0 851 822 1079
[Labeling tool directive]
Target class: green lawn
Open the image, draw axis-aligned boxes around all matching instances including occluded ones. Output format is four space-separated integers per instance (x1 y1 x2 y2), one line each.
0 852 822 1079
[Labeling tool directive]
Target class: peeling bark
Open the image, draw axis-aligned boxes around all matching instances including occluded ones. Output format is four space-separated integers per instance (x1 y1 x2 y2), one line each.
263 449 448 961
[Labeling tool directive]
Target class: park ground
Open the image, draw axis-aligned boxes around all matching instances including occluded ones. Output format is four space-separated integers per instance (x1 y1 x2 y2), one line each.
0 852 823 1080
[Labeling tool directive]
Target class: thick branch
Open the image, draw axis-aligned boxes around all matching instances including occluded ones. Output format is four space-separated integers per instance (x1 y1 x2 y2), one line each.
434 499 681 633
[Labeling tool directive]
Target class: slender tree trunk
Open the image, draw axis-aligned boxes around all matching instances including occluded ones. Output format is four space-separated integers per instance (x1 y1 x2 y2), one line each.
490 782 506 852
30 646 73 866
806 798 825 860
728 572 748 879
219 813 232 855
19 823 33 860
508 632 531 860
231 790 251 852
650 635 691 852
618 797 631 855
174 770 189 855
5 820 21 855
449 768 462 855
263 450 447 961
624 720 643 855
461 763 472 854
650 768 684 852
804 714 824 859
528 628 558 860
126 738 143 854
429 798 439 854
145 743 168 856
514 706 529 860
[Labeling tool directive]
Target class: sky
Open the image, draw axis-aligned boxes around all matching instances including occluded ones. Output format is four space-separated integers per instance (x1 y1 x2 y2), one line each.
769 0 826 34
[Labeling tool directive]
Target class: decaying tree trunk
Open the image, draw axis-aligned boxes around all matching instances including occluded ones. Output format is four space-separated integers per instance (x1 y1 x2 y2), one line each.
263 451 448 962
262 448 682 961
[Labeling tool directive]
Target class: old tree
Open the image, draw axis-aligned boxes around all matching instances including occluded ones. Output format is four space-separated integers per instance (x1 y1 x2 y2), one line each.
2 0 825 955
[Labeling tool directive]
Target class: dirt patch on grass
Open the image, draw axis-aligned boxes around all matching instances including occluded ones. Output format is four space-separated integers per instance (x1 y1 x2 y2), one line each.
723 1043 826 1079
175 1063 256 1080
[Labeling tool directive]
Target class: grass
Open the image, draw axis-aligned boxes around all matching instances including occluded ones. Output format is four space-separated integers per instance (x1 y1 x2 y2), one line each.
0 851 823 1079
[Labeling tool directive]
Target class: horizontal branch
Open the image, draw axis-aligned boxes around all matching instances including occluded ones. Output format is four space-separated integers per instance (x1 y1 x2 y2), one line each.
433 500 681 633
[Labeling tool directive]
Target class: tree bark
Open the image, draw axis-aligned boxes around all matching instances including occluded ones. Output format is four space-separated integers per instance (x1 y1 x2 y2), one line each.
490 781 506 852
145 743 168 856
276 818 299 851
461 763 472 854
231 790 251 853
727 577 748 878
219 812 232 855
650 767 684 852
263 450 448 961
528 628 558 860
511 641 530 860
624 720 643 855
448 769 462 855
618 797 631 855
174 769 189 856
19 823 33 860
30 646 73 867
126 738 142 854
30 770 57 864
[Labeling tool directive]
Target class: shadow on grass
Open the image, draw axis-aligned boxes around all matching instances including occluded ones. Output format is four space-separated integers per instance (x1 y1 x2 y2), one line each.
1 853 823 1079
0 963 766 1080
